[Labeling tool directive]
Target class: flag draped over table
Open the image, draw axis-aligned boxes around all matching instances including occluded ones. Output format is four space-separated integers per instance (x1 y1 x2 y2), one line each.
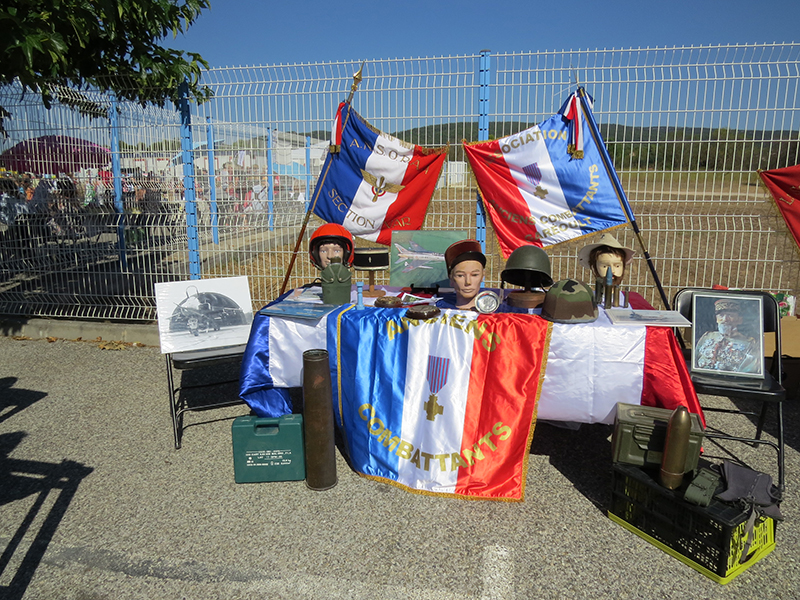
328 307 552 501
463 90 630 257
312 102 448 244
758 165 800 252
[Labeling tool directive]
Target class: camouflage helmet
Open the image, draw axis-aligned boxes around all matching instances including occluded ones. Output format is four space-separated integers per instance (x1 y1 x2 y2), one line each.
501 245 553 289
540 278 598 324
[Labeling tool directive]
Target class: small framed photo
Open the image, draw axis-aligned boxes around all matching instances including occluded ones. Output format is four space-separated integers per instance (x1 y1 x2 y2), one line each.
691 293 764 379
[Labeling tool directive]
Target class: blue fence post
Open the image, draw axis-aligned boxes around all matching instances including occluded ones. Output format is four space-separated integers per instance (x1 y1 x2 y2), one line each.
109 96 127 270
206 117 219 245
476 49 491 254
267 130 275 231
178 81 201 280
305 136 311 211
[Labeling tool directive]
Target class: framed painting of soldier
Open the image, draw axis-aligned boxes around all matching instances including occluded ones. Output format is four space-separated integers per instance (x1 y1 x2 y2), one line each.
691 292 764 379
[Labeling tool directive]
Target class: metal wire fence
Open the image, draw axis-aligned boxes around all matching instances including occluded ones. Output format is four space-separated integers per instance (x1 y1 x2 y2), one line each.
1 43 799 321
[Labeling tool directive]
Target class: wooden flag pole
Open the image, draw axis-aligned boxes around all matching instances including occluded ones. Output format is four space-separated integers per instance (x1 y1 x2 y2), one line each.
278 63 365 296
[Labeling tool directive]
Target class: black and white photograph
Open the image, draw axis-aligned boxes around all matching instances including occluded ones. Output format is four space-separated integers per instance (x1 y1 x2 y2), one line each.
155 276 253 353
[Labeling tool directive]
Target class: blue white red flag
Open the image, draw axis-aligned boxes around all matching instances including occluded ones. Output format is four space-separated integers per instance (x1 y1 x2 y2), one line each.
328 307 551 501
462 90 630 257
312 102 448 244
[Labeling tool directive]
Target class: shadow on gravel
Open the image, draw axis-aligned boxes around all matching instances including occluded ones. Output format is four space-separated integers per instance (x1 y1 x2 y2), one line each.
529 421 615 512
172 360 247 447
0 377 48 424
0 431 93 600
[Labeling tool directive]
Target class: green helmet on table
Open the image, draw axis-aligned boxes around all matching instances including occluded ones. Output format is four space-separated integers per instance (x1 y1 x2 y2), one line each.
540 278 598 323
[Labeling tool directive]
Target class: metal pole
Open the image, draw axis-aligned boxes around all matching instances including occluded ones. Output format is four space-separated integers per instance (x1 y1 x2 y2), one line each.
267 129 275 231
178 81 200 280
476 50 491 253
206 117 219 245
109 96 127 270
305 136 311 212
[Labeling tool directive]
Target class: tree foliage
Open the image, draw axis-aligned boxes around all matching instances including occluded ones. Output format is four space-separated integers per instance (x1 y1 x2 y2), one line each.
0 0 212 130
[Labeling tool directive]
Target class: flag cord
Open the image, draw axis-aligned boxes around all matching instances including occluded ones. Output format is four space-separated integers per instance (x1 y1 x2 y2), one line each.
577 88 672 310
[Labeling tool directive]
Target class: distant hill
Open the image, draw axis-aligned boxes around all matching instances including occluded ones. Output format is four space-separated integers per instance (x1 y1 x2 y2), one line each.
299 121 799 171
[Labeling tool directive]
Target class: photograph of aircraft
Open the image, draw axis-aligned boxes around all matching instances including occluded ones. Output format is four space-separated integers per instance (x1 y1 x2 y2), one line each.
389 230 468 288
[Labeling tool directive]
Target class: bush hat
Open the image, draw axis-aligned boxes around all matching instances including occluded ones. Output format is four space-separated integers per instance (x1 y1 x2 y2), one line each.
577 233 635 270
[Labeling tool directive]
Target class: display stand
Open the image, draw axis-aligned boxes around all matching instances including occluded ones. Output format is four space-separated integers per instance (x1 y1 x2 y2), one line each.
353 247 389 298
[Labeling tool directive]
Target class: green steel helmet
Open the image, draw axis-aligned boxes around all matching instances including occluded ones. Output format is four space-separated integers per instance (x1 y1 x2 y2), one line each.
541 278 598 324
501 245 553 289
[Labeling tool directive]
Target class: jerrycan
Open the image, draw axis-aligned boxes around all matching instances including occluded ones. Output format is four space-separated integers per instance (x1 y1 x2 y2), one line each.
320 257 352 305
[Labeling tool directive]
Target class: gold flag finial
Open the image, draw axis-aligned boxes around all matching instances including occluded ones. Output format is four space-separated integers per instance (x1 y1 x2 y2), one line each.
346 61 366 104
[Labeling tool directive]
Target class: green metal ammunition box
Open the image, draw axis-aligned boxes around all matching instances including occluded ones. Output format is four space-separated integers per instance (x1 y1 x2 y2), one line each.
231 414 305 483
612 403 704 474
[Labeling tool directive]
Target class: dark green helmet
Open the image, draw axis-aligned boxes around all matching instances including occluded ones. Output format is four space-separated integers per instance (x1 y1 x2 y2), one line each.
541 278 598 323
501 245 553 289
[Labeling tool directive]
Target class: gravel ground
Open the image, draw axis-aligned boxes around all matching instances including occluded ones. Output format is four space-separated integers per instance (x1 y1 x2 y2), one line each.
0 335 797 600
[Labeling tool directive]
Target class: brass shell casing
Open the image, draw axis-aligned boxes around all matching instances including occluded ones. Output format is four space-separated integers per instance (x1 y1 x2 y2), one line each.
660 406 692 490
303 349 338 491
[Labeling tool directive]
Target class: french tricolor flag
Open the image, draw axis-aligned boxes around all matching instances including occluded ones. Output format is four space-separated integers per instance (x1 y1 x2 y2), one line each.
463 90 630 257
313 102 447 244
328 307 551 501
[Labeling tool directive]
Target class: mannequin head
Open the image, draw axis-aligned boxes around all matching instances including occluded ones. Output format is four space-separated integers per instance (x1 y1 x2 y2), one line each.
317 242 345 269
445 239 486 310
590 246 627 286
309 223 354 270
577 233 635 286
450 259 485 309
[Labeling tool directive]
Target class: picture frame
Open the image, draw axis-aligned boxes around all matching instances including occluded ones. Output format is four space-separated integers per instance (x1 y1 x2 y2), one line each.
154 276 254 354
691 293 764 379
389 230 468 288
605 309 691 327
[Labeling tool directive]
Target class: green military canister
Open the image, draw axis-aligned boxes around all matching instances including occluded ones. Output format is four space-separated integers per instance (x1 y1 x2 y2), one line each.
231 414 306 483
320 258 352 305
612 402 705 474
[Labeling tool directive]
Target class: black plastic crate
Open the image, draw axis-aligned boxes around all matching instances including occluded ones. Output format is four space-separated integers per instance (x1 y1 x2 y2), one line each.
608 463 776 583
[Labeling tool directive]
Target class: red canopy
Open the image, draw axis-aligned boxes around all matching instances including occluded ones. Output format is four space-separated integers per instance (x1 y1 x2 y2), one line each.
0 135 110 175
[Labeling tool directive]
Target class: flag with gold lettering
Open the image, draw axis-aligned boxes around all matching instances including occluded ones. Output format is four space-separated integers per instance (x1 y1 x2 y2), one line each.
328 306 551 501
758 164 800 252
463 90 630 257
312 102 448 244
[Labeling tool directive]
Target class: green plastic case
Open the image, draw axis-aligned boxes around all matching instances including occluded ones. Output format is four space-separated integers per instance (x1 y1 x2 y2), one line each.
231 414 306 483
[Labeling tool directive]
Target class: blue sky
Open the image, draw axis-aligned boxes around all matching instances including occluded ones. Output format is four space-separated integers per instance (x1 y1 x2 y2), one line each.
174 0 799 67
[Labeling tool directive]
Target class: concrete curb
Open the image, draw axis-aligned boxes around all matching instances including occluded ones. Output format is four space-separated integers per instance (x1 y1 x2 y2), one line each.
0 316 160 347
